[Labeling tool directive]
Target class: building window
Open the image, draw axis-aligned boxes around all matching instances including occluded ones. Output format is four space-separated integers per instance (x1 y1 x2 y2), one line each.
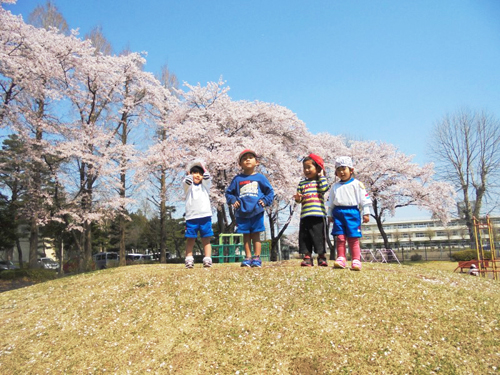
415 233 425 238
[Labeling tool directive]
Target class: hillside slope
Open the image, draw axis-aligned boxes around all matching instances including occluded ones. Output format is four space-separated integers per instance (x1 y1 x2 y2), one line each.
0 262 498 374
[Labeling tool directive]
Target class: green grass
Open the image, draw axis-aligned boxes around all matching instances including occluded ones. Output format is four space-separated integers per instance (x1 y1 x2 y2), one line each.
0 262 499 374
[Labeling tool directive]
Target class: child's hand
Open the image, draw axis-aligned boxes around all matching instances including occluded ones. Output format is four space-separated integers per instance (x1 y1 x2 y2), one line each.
363 214 370 223
318 169 325 177
233 201 240 210
293 193 302 202
328 216 333 223
258 199 265 207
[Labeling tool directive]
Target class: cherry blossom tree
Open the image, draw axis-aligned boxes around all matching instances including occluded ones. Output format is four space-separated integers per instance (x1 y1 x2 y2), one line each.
349 141 456 249
160 80 326 258
0 4 82 266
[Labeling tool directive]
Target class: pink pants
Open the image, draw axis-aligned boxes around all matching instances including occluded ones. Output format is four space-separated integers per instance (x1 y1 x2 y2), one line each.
336 235 360 261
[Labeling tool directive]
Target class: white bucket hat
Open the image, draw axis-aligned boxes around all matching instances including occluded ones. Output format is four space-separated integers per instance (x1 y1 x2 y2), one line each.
335 156 353 169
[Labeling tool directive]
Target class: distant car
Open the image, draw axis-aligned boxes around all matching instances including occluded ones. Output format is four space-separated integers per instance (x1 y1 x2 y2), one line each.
38 257 59 271
0 260 18 271
126 253 154 265
93 252 119 269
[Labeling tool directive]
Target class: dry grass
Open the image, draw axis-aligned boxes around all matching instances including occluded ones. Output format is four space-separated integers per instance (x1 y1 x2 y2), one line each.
0 261 499 374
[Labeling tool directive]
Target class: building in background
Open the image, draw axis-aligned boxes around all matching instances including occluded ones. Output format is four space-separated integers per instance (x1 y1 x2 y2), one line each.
361 216 499 253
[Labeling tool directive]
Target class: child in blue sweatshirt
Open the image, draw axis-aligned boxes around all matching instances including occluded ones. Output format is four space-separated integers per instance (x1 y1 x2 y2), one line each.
225 149 275 267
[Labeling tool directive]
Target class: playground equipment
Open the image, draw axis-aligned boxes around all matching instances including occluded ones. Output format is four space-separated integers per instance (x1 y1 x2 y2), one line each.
472 216 498 280
360 248 401 264
211 233 270 263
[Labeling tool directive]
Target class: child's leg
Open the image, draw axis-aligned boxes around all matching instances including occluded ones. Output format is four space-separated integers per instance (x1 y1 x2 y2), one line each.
243 234 252 258
251 233 261 256
201 237 212 257
333 234 347 268
347 237 361 261
185 237 196 269
201 237 212 268
336 234 346 258
185 238 196 258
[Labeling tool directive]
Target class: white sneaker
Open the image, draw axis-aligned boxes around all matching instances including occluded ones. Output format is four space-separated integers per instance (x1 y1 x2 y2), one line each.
203 257 212 268
185 256 194 269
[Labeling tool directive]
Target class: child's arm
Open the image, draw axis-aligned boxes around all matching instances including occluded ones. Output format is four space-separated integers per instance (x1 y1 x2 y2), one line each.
258 175 275 207
225 177 239 207
317 175 330 194
326 188 335 222
293 182 303 203
202 171 212 190
357 181 372 222
183 174 193 194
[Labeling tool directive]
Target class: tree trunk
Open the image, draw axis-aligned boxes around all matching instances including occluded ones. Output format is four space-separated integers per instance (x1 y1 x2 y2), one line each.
84 221 92 271
268 204 295 262
119 215 126 266
29 215 39 268
29 120 43 268
159 168 167 263
118 110 128 266
15 238 23 268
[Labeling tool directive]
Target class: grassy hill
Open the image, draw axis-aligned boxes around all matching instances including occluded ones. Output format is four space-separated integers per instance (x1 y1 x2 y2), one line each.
0 262 499 374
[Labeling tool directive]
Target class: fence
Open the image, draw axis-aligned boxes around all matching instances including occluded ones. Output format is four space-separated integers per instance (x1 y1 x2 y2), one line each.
385 247 497 262
211 242 270 263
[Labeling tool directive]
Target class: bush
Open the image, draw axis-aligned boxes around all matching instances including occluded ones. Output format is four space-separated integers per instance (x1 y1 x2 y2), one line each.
0 268 59 282
410 254 422 261
451 249 491 262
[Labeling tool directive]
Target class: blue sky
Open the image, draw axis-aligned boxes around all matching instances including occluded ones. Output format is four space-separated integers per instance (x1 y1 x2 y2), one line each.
5 0 500 219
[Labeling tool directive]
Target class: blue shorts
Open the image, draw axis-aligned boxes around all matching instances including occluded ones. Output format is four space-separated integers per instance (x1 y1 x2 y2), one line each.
185 216 213 238
331 206 362 238
236 212 265 234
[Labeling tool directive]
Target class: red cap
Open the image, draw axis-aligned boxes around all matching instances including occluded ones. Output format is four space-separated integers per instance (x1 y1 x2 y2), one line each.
308 153 324 171
238 149 257 163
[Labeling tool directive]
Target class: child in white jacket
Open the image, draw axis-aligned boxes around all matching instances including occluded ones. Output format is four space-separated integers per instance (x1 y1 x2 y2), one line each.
183 161 213 268
327 156 372 271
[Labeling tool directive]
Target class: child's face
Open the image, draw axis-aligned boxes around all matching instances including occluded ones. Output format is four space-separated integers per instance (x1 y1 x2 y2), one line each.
239 153 258 173
303 160 319 179
191 171 203 184
335 166 353 181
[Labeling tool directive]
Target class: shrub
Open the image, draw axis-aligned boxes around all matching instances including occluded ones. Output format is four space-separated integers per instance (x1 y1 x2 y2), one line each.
451 249 491 262
0 268 59 282
410 254 422 261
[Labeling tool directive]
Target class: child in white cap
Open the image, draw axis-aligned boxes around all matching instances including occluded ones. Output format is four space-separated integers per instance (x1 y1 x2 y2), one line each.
183 160 213 268
327 156 372 271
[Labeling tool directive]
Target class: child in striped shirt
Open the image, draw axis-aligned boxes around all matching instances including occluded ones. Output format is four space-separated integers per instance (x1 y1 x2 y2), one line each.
294 154 330 267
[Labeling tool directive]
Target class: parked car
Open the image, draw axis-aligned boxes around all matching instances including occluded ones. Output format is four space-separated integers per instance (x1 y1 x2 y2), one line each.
38 257 59 271
126 253 154 265
0 260 18 271
93 252 119 269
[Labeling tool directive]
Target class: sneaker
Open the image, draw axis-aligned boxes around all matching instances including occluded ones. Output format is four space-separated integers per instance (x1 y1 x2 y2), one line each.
301 255 313 267
241 258 252 267
333 257 346 269
317 257 328 267
251 256 262 268
203 257 212 268
185 256 194 269
351 259 362 271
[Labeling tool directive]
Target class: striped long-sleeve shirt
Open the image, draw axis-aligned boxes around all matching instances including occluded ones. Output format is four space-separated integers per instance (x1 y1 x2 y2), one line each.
296 176 330 219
